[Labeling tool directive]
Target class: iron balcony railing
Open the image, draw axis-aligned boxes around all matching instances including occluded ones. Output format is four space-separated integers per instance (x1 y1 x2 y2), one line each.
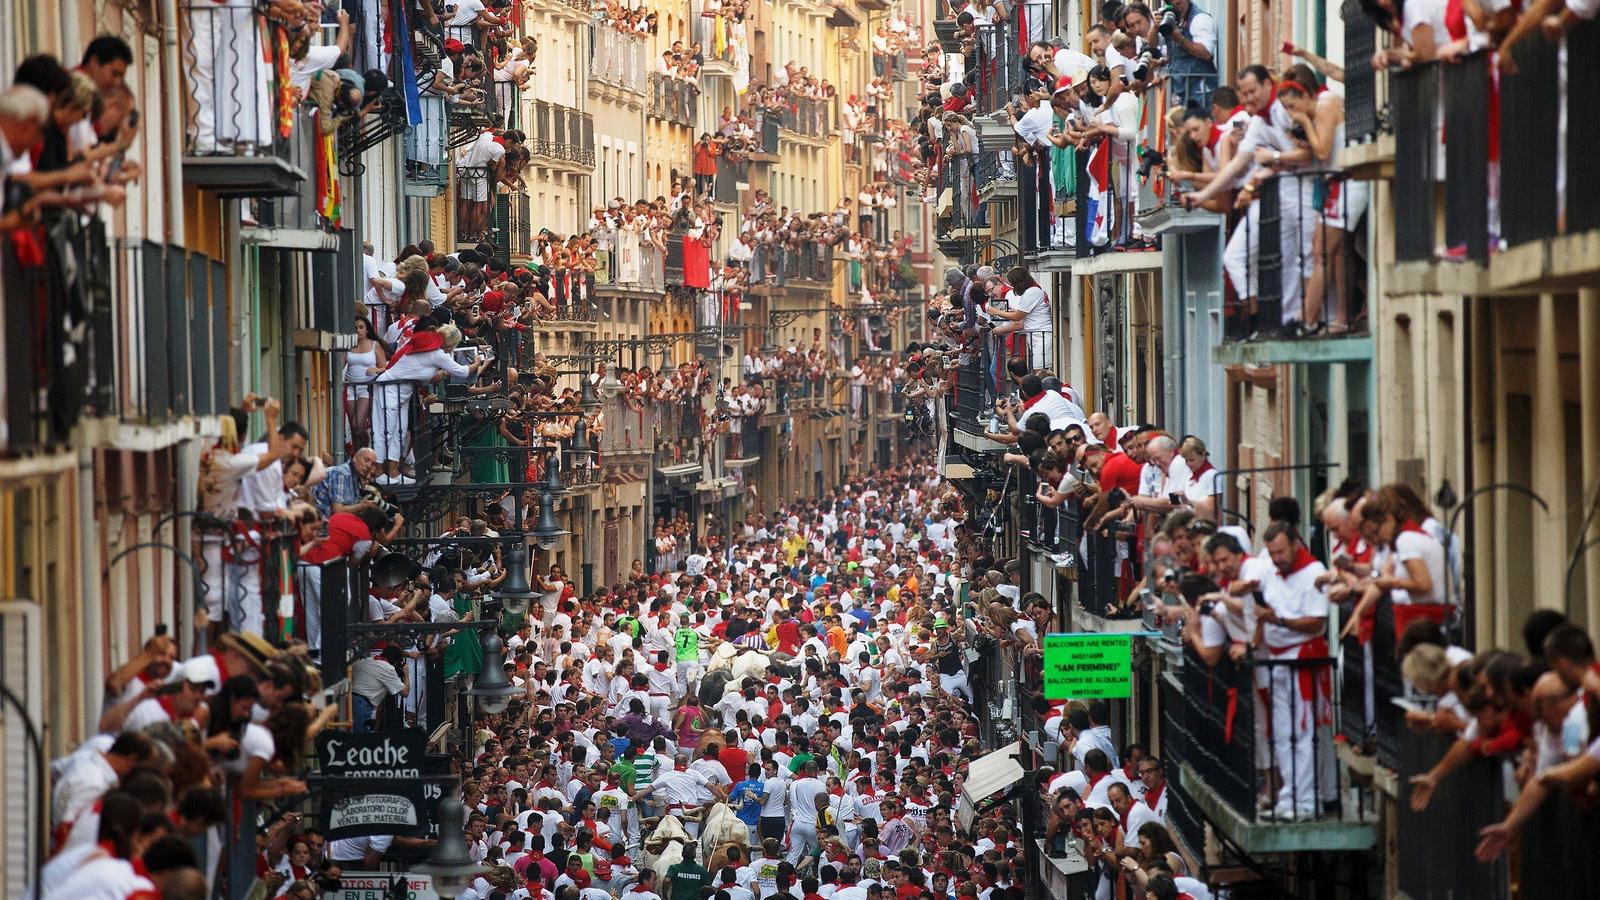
749 244 834 286
778 96 833 137
595 229 667 292
1221 169 1369 341
591 28 649 93
649 72 698 127
528 100 596 167
453 165 501 245
179 2 283 157
974 18 1022 116
1170 642 1342 824
1343 0 1380 144
713 158 747 204
1389 21 1600 258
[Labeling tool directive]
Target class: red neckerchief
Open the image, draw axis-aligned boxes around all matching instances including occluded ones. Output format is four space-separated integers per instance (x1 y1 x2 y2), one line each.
1021 391 1047 410
1226 105 1245 121
1145 782 1165 811
1206 125 1224 150
211 649 231 682
1085 770 1107 795
383 329 444 371
1257 85 1278 118
1399 520 1427 536
1191 459 1214 478
157 695 181 719
1284 545 1319 575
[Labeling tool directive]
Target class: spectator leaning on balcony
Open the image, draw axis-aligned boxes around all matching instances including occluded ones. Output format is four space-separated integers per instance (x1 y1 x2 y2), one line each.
1157 0 1218 109
1183 64 1313 339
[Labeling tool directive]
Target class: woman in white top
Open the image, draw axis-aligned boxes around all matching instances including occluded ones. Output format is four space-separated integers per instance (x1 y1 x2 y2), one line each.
344 315 388 450
1341 490 1448 639
1278 74 1367 335
1087 65 1141 245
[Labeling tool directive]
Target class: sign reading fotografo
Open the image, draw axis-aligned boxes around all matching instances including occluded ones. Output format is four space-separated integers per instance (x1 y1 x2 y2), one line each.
314 728 431 840
1042 633 1133 700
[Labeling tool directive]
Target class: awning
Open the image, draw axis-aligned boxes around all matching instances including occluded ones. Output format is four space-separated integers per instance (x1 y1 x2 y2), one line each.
957 741 1025 831
724 456 761 469
655 462 703 479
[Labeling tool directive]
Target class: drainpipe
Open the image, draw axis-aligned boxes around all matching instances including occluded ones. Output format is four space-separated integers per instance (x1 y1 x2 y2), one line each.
162 0 185 241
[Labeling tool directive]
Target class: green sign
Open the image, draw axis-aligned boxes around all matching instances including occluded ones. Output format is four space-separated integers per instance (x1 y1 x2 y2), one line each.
1042 633 1133 700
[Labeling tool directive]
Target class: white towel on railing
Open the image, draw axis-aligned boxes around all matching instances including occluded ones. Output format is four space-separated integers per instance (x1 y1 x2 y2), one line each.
617 229 642 283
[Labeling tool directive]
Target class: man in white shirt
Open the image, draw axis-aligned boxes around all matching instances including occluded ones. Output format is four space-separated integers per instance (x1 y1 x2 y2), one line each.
1255 522 1334 820
784 760 827 864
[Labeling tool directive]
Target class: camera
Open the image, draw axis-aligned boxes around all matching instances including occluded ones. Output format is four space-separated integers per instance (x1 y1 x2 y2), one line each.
1131 44 1163 81
1137 146 1164 180
1156 3 1179 37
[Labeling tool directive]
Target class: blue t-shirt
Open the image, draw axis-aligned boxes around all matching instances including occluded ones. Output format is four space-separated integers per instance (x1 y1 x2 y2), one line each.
609 736 631 759
730 778 766 826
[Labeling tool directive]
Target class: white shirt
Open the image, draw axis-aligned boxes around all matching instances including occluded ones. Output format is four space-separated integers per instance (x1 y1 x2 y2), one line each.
1261 555 1329 651
52 751 118 824
1013 101 1055 147
1009 285 1052 333
787 776 827 826
760 772 789 816
1392 529 1447 604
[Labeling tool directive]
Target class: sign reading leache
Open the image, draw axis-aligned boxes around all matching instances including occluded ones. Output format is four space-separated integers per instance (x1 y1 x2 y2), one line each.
1042 633 1133 700
314 728 431 841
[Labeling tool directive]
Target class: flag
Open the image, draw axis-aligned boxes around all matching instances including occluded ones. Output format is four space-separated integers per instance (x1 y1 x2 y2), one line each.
1085 139 1110 248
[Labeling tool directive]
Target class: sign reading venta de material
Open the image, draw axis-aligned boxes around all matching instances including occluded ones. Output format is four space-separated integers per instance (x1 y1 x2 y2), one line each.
1042 634 1133 700
315 728 429 840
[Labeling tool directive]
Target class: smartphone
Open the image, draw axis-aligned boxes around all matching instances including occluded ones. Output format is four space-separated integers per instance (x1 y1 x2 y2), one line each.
1167 492 1182 505
1252 590 1271 608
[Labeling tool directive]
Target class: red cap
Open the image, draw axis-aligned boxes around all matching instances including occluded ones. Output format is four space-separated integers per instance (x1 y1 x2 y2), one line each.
444 38 465 53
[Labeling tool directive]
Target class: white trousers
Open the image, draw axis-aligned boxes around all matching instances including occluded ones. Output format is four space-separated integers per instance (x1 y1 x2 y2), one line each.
373 382 414 464
785 821 817 864
1265 654 1332 816
295 563 323 652
939 670 971 703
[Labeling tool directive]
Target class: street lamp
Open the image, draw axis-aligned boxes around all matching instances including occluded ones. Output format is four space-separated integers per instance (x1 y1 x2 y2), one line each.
571 417 591 456
530 491 572 550
496 542 535 617
598 371 624 400
467 632 518 714
539 447 567 496
578 375 600 410
417 794 482 898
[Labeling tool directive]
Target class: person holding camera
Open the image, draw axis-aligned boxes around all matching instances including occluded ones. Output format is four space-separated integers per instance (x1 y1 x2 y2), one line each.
1148 0 1217 109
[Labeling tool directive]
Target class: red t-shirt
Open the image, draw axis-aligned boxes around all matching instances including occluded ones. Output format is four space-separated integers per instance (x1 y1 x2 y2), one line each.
1099 451 1143 495
719 745 750 783
300 513 373 565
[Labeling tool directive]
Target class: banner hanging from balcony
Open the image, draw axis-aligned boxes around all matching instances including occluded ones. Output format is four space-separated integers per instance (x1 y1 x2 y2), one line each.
681 236 711 289
1042 633 1132 699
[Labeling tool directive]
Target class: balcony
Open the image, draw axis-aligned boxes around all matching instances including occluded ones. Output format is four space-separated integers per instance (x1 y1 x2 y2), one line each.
591 28 649 100
453 165 501 246
178 2 306 196
693 8 742 77
1211 170 1374 366
934 19 961 53
777 96 833 141
713 158 747 205
936 154 986 254
648 73 698 128
527 101 596 172
1163 644 1376 854
1388 22 1600 292
748 245 834 293
595 230 667 296
973 19 1022 117
546 271 601 327
404 91 451 197
601 398 658 459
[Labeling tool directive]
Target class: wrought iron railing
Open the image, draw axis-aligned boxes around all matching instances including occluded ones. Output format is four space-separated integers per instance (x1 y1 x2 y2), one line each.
529 100 596 166
1343 0 1380 143
179 2 283 157
591 28 649 93
777 96 833 137
1224 169 1369 340
649 72 698 127
596 231 667 292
